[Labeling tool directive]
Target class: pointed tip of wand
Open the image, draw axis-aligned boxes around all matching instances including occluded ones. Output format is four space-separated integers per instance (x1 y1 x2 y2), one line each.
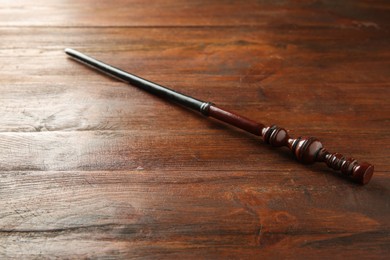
64 48 74 55
64 48 84 60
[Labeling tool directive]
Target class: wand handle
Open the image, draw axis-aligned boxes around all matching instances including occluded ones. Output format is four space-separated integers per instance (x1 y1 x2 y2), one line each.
206 105 374 184
65 48 374 184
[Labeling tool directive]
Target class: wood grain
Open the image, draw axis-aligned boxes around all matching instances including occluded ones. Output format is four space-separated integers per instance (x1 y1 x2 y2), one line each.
0 0 389 258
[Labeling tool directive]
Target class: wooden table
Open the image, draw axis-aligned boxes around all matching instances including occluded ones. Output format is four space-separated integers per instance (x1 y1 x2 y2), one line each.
1 1 389 258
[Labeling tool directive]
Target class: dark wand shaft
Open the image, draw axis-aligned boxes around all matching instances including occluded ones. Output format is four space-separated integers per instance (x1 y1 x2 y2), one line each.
65 48 374 184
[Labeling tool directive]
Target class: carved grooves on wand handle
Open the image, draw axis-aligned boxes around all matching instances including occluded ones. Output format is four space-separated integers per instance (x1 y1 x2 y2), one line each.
261 125 374 184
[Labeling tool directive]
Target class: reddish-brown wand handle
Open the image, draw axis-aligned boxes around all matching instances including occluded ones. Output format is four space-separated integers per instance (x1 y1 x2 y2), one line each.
207 105 374 185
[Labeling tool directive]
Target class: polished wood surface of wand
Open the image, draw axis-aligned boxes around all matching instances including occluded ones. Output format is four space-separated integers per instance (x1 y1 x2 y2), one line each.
65 49 374 185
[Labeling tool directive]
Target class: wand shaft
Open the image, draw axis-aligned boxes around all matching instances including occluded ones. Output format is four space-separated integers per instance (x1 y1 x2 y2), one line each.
65 48 374 185
65 48 205 111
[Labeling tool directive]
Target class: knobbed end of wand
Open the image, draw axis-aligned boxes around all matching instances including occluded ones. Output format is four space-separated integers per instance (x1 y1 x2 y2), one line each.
262 125 374 185
350 162 374 185
318 150 374 185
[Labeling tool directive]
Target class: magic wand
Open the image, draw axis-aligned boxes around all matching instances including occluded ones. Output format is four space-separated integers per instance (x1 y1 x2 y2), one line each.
65 48 374 184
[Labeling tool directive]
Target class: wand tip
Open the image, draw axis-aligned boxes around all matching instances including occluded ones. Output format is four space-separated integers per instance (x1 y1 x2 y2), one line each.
64 48 83 59
64 48 73 55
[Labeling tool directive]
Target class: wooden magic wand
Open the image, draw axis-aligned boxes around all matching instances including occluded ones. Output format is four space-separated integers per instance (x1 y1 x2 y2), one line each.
65 48 374 184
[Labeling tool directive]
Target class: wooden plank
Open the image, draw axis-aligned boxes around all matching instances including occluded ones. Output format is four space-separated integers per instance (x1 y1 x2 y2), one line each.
0 81 388 132
1 0 389 27
0 129 387 172
1 27 389 86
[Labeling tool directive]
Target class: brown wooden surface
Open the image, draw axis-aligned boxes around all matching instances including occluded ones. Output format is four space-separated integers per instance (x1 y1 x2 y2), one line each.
1 0 389 259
